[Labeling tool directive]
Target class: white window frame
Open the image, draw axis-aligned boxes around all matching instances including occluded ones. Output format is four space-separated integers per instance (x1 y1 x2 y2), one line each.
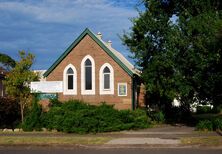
63 64 77 95
99 63 114 95
81 55 95 95
118 83 127 96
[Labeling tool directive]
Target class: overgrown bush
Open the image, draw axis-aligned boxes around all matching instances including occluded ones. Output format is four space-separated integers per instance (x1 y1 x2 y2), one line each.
148 110 165 123
22 97 42 131
0 96 20 128
131 109 151 128
40 106 64 131
213 118 222 130
24 99 151 133
196 118 222 131
50 98 62 107
196 120 213 131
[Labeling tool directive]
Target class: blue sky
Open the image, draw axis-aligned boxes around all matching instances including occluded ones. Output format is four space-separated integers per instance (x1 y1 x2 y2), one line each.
0 0 139 70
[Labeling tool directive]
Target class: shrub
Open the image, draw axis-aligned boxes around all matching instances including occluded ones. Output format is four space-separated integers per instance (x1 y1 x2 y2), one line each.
132 109 151 128
62 100 89 111
213 118 222 130
0 96 20 129
23 100 152 133
50 98 62 107
94 103 124 132
148 110 165 123
22 98 42 131
119 110 133 123
41 106 64 131
196 120 213 131
40 100 151 133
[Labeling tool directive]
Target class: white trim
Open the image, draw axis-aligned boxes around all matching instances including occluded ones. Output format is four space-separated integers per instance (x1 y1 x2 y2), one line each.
99 63 114 95
118 83 127 96
81 55 95 95
63 64 77 95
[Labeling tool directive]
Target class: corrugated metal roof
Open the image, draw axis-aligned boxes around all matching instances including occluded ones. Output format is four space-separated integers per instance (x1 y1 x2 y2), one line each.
98 37 140 76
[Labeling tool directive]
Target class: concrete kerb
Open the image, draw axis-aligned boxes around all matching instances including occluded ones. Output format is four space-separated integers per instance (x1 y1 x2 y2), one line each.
1 143 222 150
121 131 192 135
0 144 200 150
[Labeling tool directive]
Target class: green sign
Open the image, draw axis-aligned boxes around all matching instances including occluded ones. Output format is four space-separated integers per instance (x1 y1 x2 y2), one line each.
37 93 58 100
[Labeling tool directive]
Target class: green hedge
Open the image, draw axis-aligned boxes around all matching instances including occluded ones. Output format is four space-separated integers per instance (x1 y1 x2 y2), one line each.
148 110 165 123
23 100 151 133
22 97 43 131
196 118 222 131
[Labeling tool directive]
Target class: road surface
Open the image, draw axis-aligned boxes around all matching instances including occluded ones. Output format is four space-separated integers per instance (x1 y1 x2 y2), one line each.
0 146 222 154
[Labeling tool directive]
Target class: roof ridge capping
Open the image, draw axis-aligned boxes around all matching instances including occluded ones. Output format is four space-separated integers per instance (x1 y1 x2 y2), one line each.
43 28 140 77
92 30 140 76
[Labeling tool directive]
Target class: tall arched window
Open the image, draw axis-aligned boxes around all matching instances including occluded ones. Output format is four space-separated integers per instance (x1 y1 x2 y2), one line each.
67 68 74 90
103 67 110 90
99 63 114 95
81 55 95 95
63 64 77 95
85 59 92 90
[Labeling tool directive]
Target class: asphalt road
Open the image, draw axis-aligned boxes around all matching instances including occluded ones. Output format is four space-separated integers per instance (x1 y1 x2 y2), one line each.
0 146 222 154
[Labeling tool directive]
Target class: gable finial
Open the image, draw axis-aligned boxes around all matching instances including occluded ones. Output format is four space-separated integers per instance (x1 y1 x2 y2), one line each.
97 32 102 39
107 40 112 47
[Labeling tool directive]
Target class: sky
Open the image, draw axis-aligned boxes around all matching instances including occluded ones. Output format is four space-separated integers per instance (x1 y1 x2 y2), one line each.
0 0 140 70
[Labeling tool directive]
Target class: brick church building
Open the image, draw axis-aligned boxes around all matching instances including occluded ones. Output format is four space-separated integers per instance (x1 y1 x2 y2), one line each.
32 28 145 110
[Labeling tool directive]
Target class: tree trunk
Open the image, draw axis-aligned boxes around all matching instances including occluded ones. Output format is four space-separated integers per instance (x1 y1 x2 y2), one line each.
20 102 24 123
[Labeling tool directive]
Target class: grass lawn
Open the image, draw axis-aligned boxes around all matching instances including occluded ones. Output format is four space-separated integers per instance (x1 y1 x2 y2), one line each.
0 136 112 145
181 136 222 146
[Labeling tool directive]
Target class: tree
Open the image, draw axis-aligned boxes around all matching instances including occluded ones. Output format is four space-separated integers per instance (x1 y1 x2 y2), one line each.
3 51 38 123
122 0 222 111
168 0 222 108
0 53 16 70
122 0 177 110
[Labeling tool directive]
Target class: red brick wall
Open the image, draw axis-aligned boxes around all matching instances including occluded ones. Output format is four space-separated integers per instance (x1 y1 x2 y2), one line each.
46 35 132 110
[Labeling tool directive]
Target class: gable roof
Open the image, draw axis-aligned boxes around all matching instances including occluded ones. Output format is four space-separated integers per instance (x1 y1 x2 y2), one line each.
43 28 139 77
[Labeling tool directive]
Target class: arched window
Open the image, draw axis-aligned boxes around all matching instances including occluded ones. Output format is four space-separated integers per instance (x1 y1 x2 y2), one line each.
99 63 114 95
85 59 92 90
63 64 77 95
67 68 74 90
81 55 95 95
103 67 110 90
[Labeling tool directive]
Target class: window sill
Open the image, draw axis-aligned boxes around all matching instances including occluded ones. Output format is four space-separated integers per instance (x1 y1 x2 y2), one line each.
63 90 77 95
118 95 127 97
81 90 95 95
100 90 114 95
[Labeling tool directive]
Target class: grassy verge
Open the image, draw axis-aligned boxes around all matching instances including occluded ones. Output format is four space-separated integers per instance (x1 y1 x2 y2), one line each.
0 136 112 145
181 136 222 146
